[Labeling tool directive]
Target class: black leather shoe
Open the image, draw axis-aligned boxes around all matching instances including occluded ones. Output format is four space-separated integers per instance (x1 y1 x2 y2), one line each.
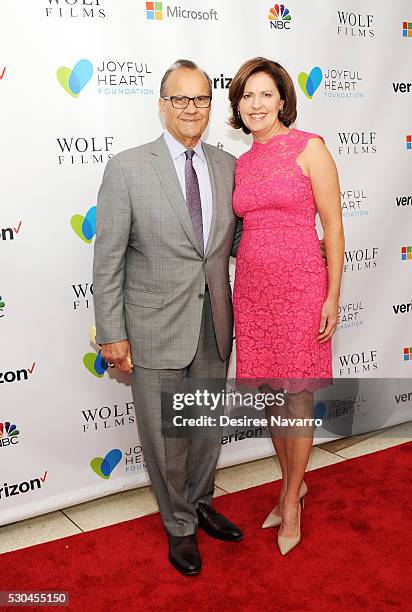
168 534 201 575
196 503 244 541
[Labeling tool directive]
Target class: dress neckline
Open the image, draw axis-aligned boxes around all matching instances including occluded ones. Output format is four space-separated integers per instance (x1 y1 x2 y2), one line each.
252 128 296 149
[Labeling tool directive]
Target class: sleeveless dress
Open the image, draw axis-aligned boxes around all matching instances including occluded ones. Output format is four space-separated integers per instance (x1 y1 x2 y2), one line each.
232 129 332 392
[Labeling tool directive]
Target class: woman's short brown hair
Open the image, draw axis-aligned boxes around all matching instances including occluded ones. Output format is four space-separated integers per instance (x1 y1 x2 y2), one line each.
228 57 297 133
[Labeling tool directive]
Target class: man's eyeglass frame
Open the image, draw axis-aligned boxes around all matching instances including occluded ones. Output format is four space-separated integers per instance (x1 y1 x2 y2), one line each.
161 95 212 109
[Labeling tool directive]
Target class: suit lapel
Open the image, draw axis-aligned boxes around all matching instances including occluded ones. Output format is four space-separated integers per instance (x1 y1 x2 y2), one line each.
203 144 221 257
149 135 203 257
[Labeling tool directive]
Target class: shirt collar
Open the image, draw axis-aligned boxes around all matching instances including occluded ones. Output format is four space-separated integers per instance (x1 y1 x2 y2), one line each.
163 129 206 163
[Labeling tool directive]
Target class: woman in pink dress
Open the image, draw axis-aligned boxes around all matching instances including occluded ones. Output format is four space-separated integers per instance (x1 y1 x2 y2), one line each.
229 58 344 555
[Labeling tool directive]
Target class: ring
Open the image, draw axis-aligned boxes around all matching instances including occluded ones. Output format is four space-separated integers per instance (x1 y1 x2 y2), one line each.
108 362 115 368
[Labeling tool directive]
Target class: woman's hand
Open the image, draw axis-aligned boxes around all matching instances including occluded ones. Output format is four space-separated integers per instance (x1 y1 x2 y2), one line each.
317 298 339 343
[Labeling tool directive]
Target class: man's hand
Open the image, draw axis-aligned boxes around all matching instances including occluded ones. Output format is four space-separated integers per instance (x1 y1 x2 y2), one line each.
101 340 133 374
319 238 327 261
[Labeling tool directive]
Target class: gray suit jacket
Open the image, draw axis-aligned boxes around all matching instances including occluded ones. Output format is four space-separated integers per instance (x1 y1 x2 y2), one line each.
93 135 242 369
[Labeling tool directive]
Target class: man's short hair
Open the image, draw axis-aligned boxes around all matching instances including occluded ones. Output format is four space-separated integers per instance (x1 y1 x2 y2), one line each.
160 59 212 97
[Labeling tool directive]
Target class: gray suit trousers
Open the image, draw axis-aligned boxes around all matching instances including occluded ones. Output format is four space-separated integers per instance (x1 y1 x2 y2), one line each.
131 291 227 536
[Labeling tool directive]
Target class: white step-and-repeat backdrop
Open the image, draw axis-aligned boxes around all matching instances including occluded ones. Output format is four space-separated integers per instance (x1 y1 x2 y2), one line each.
1 0 411 525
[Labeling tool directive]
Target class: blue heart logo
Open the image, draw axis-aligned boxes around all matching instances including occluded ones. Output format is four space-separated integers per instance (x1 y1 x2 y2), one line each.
314 401 327 423
298 67 323 99
57 59 94 97
90 449 122 479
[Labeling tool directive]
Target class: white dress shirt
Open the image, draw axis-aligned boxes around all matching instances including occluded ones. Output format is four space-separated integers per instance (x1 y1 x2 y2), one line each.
163 129 213 249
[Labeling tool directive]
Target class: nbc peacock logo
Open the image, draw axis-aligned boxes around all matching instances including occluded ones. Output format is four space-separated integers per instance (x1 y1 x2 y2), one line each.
0 422 20 448
0 295 5 318
268 4 292 29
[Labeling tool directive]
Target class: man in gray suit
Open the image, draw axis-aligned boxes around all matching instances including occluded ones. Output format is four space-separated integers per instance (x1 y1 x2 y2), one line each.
93 59 243 575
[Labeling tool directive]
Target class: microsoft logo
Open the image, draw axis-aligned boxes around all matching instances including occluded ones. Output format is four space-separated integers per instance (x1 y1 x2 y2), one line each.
403 21 412 37
146 2 163 19
145 1 218 21
401 245 412 261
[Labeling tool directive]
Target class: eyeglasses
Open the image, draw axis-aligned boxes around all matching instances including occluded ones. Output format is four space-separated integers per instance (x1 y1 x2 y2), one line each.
162 95 212 109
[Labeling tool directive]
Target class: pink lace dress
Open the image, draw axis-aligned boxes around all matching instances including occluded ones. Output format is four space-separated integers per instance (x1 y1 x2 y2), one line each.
233 129 332 392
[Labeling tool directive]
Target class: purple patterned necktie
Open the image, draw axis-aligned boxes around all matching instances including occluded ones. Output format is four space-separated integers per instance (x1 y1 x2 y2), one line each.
184 149 204 254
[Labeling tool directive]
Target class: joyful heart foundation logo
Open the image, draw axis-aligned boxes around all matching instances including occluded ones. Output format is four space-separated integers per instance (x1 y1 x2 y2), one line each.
83 352 108 378
71 206 96 243
90 449 122 479
298 67 323 99
57 59 94 97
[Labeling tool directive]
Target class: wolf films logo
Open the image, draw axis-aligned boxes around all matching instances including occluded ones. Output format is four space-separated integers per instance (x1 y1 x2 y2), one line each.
145 1 218 21
56 136 114 165
337 349 378 375
344 247 378 272
81 402 135 433
45 0 106 19
337 132 376 155
268 4 292 29
341 188 368 219
72 283 93 310
337 11 374 37
0 422 20 448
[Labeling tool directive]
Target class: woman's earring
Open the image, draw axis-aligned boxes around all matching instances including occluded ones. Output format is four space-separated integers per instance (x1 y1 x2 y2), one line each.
279 106 283 115
237 109 241 118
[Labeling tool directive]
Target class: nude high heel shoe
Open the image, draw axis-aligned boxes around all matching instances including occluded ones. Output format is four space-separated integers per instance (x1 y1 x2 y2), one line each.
277 499 302 556
261 480 307 529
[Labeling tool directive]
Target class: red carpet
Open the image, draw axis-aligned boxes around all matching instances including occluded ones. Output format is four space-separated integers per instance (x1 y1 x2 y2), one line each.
1 442 412 612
